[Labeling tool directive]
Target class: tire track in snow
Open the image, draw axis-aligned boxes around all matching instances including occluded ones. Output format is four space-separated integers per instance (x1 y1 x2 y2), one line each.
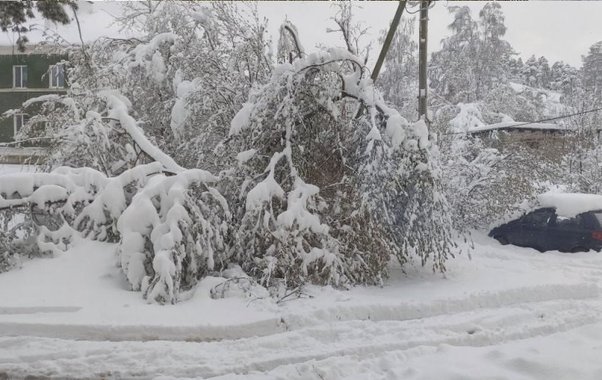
1 297 600 379
0 306 81 315
202 298 602 378
284 282 600 330
0 317 285 343
0 282 597 342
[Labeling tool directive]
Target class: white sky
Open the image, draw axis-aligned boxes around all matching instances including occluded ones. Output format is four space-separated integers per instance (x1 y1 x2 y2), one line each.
1 1 601 68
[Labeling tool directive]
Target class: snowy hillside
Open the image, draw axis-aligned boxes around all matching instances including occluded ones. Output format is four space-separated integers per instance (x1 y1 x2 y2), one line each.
1 234 602 379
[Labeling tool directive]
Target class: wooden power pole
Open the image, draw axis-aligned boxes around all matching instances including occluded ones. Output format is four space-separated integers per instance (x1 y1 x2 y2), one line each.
371 0 408 82
418 0 431 122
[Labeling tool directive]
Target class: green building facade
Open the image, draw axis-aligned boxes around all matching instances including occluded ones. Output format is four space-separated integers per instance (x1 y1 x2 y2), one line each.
0 46 67 143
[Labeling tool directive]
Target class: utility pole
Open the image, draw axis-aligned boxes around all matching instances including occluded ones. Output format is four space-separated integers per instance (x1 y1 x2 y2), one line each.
418 0 431 122
356 0 406 119
371 0 407 82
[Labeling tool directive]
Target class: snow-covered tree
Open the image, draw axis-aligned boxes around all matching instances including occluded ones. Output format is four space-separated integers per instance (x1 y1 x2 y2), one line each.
14 90 147 176
430 3 513 103
327 2 372 64
537 56 552 89
225 49 455 289
3 89 231 304
582 41 602 99
1 4 459 302
483 84 544 122
521 55 542 88
117 167 230 304
508 57 524 82
0 0 76 51
549 61 580 100
475 2 513 99
429 6 480 103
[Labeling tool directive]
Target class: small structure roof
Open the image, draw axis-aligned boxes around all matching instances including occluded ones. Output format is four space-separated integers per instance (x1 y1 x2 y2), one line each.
468 121 568 134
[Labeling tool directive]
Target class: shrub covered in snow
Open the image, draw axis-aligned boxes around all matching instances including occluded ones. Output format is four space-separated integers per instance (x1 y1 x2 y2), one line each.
0 213 38 273
0 161 229 304
117 169 230 304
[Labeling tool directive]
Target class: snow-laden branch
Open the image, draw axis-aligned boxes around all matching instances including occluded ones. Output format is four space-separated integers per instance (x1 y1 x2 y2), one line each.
0 163 163 214
99 90 185 174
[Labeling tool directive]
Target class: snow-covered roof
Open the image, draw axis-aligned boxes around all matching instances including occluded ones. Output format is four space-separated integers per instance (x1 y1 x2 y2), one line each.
537 192 602 218
469 121 568 134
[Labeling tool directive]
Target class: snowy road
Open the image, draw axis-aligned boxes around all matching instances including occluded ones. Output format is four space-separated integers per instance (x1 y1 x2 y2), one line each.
2 298 601 379
1 235 602 379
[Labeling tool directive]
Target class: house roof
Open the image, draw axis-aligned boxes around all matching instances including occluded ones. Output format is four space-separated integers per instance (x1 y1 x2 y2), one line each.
468 121 568 134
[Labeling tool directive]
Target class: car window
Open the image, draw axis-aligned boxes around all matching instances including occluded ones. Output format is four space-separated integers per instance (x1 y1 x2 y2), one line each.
522 209 554 227
555 214 583 229
592 212 602 228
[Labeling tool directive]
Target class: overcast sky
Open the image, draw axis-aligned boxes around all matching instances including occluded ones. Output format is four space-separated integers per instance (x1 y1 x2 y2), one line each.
1 1 601 68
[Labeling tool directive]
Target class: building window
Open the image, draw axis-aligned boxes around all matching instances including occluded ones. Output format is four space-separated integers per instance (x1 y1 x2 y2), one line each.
49 64 65 88
13 114 29 137
13 65 28 88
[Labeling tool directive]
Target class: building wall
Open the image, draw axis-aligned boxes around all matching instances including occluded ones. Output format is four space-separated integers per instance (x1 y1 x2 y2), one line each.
0 51 68 143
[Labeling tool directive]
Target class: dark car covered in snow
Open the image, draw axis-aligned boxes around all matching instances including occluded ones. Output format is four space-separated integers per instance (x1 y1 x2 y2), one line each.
489 193 602 253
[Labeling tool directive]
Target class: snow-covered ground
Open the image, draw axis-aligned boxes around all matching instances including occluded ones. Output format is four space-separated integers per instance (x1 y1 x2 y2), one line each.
1 232 602 379
0 164 38 175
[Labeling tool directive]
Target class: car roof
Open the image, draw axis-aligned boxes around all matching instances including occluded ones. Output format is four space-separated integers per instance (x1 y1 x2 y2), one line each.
537 192 602 218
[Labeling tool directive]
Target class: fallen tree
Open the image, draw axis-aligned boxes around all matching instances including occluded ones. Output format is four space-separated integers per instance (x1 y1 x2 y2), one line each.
1 9 458 303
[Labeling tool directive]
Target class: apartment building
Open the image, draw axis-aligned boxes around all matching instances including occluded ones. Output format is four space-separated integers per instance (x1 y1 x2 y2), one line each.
0 45 68 143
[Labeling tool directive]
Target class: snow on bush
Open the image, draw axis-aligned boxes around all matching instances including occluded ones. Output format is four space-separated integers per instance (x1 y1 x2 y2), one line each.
0 164 159 231
0 162 229 304
0 164 152 271
117 169 230 304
